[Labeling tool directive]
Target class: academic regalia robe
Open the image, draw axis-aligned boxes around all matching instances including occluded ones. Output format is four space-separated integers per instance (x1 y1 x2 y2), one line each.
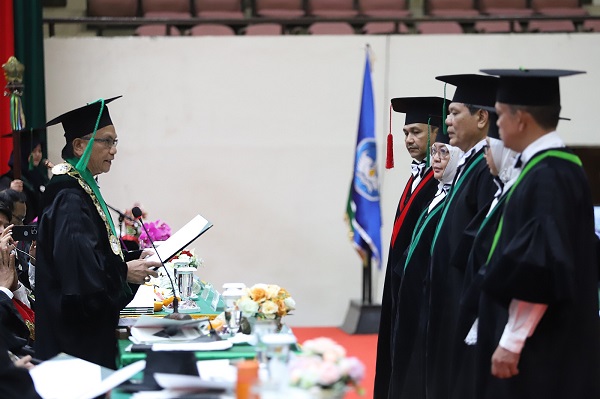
478 149 600 399
388 197 445 399
0 322 41 399
450 196 505 399
374 168 438 399
35 171 134 369
0 291 31 352
426 148 496 399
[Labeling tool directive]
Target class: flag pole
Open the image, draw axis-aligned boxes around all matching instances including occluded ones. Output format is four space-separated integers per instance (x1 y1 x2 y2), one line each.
341 46 382 334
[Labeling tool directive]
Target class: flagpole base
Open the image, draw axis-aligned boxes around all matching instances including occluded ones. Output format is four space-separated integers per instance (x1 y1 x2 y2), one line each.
340 299 381 335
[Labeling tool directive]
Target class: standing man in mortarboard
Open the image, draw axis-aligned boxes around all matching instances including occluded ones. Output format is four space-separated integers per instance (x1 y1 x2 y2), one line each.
426 74 499 399
374 97 443 399
35 97 161 369
474 69 600 399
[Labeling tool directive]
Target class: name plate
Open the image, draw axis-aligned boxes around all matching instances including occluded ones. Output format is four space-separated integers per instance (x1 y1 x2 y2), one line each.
211 291 221 311
200 284 212 301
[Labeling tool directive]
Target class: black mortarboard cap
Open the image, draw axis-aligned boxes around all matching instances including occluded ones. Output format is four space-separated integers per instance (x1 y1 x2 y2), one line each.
435 74 499 108
46 96 121 141
390 96 448 128
479 69 585 106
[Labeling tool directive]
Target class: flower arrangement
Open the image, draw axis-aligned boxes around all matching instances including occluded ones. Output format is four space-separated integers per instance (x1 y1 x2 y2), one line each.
236 284 295 320
138 220 171 249
169 249 203 268
289 337 365 396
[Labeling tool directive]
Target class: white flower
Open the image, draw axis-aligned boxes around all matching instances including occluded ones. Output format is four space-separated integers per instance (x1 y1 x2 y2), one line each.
265 284 280 299
284 297 296 311
237 296 259 317
260 300 279 317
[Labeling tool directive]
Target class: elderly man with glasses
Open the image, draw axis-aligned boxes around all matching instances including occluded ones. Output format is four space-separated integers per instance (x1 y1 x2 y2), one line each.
34 97 161 369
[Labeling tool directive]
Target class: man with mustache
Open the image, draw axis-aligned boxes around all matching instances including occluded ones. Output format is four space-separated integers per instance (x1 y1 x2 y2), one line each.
374 96 444 399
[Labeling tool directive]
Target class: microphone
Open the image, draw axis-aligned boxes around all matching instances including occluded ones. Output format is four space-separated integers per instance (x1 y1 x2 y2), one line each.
132 206 190 321
107 203 137 223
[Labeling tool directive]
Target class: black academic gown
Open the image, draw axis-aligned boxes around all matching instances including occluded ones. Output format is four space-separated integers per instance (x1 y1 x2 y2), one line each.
374 168 438 399
478 149 600 399
388 194 446 399
426 148 496 399
35 170 134 369
451 193 506 399
0 291 31 352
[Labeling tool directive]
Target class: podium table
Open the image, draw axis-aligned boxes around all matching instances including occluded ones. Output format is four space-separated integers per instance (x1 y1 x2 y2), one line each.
117 339 257 368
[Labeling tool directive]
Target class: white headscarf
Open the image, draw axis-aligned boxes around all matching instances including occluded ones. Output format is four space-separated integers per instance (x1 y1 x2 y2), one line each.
488 137 519 186
428 144 463 212
439 144 463 186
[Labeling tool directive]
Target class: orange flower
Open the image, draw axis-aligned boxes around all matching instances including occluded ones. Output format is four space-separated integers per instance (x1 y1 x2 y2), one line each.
250 287 267 303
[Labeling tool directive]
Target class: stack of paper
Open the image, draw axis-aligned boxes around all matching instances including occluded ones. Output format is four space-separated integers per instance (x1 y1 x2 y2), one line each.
120 284 155 316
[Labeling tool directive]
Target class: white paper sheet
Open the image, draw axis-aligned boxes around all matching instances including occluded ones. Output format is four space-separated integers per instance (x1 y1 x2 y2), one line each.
30 355 145 399
146 214 213 264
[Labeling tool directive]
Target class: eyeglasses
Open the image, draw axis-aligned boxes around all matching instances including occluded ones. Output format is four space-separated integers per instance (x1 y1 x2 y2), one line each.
431 145 450 159
82 137 118 148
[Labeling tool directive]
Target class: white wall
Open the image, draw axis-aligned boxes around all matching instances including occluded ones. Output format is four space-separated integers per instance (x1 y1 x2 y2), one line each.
44 33 600 327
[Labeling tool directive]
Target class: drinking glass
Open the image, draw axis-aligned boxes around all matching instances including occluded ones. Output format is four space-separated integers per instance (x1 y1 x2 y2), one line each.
261 333 296 393
253 319 278 369
176 267 195 301
224 307 242 336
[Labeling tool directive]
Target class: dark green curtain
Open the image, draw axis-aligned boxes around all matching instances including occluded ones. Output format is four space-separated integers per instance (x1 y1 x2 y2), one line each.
13 0 47 152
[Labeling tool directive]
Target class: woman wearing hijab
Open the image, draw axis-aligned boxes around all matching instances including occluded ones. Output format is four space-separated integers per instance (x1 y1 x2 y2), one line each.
388 132 462 399
452 136 520 399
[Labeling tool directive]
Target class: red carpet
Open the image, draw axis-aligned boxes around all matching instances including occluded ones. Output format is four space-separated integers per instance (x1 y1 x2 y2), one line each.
292 327 377 399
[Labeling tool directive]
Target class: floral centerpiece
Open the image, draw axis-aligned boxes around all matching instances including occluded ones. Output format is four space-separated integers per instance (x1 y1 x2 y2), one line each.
289 337 365 397
169 249 203 268
236 283 295 320
138 219 171 249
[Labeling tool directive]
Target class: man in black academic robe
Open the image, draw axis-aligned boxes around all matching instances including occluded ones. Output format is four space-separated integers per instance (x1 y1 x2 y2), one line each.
35 98 160 369
374 97 443 399
474 69 600 399
426 75 498 399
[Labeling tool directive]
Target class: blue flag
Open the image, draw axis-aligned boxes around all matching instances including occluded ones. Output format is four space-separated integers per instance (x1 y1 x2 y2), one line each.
345 51 382 269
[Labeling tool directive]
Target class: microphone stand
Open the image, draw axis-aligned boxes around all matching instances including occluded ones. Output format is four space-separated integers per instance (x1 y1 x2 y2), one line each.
106 203 139 252
133 207 190 321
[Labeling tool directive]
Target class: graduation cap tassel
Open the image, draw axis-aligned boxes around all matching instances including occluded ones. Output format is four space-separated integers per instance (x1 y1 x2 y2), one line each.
426 117 432 168
75 98 104 174
386 104 394 169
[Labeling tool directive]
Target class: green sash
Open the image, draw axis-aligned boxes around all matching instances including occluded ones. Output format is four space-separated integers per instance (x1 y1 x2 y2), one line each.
485 150 582 264
430 153 485 255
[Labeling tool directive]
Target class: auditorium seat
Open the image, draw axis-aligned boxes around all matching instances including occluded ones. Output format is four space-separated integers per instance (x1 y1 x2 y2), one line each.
194 0 245 19
417 21 464 33
426 0 480 16
528 19 576 32
308 0 359 17
360 0 410 34
135 25 181 36
363 21 409 34
245 23 283 35
531 0 588 16
87 0 138 17
189 24 236 35
140 0 192 18
253 0 306 18
308 22 355 34
478 0 534 15
474 20 523 32
583 19 600 32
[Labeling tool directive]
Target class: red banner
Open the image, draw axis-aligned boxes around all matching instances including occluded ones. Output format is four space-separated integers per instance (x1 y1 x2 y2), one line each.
0 0 14 175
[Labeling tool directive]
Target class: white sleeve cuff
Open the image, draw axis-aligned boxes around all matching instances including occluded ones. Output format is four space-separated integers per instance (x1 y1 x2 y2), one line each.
499 299 548 354
0 286 14 299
